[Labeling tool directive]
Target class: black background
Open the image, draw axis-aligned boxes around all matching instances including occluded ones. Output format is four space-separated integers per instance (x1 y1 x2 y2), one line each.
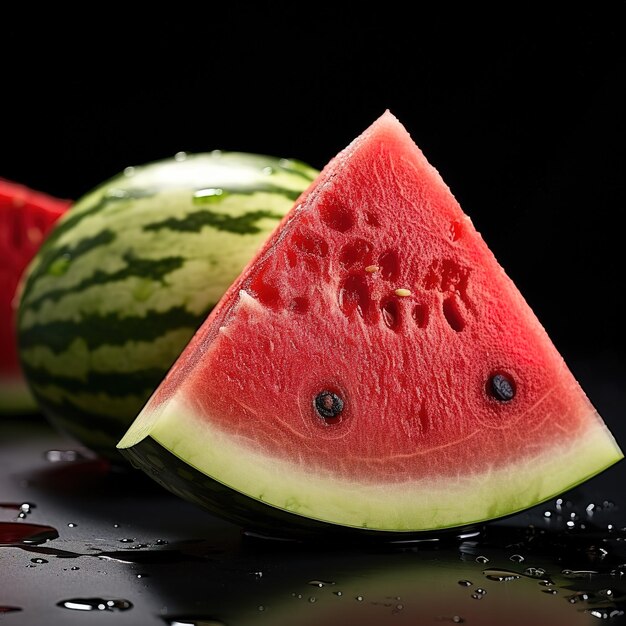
2 5 623 364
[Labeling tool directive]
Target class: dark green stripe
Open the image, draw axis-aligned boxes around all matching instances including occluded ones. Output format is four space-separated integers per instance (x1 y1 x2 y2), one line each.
24 188 156 302
19 305 207 354
20 230 117 305
144 208 284 235
25 254 185 312
22 362 166 399
43 188 154 249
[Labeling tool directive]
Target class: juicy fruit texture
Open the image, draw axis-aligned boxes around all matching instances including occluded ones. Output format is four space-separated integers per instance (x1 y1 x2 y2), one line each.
0 179 71 413
119 112 622 535
17 152 317 457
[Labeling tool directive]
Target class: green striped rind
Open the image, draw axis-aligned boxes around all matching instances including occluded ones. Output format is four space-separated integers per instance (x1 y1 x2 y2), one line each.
17 152 318 458
118 395 623 534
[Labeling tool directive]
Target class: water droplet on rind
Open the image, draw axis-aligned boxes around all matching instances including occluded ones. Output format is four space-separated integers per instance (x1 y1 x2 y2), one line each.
193 188 226 204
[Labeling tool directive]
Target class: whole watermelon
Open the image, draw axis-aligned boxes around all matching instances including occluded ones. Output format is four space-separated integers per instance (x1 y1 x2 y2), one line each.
17 151 318 459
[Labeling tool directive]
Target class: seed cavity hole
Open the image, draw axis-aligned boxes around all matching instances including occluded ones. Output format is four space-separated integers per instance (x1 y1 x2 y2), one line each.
291 230 329 257
378 250 399 281
314 391 344 422
380 298 400 331
285 249 298 268
449 220 463 242
443 296 465 332
364 211 380 227
319 201 354 232
290 297 309 314
339 238 373 269
412 303 428 328
338 274 371 320
424 259 470 297
488 373 516 402
248 267 282 309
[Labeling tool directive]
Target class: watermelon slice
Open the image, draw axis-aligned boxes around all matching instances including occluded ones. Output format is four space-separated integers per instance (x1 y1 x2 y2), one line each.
0 179 71 413
119 112 622 536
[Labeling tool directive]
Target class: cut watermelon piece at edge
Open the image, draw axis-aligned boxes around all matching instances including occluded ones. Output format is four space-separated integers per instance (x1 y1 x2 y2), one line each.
0 178 71 413
118 111 623 537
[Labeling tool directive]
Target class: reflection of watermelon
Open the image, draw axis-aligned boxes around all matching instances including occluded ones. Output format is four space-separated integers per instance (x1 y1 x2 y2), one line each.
0 179 71 413
119 112 622 536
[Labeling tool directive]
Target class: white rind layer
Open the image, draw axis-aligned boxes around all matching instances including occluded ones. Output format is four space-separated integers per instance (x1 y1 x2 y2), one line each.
119 393 623 531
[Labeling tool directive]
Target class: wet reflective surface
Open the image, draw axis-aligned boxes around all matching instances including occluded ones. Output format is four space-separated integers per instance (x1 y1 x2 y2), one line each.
1 359 625 625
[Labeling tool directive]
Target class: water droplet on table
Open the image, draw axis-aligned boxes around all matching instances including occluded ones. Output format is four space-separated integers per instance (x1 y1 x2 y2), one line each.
308 580 335 587
57 598 132 611
45 450 87 463
482 568 521 582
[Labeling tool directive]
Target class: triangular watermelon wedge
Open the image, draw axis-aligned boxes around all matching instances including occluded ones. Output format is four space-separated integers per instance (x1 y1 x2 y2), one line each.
119 112 622 536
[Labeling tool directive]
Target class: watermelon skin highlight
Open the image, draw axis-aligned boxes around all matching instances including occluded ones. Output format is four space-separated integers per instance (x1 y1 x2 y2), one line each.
119 112 622 535
0 179 71 413
16 152 317 458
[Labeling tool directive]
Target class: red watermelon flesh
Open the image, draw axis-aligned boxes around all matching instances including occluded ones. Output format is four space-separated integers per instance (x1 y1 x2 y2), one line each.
119 112 622 533
0 179 71 412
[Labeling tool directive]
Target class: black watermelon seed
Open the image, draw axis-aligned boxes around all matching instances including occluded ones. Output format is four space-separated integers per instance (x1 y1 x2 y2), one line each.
314 391 344 420
489 374 516 402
